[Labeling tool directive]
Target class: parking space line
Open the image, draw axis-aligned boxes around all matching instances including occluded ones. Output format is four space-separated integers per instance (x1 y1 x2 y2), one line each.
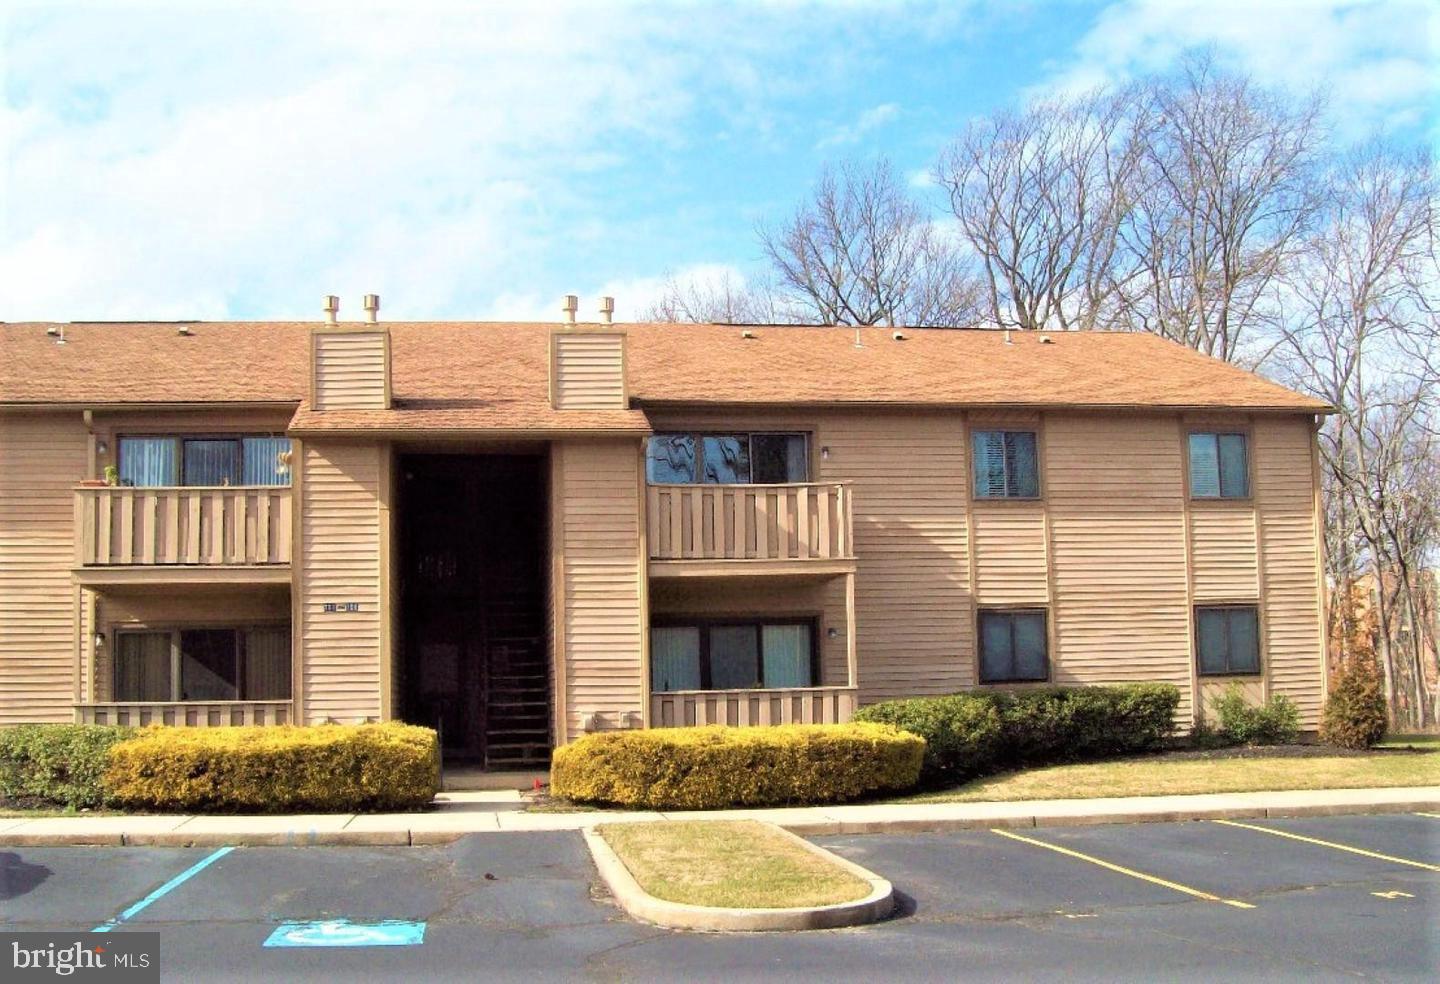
1415 813 1440 820
989 828 1255 909
1211 820 1440 872
93 847 236 933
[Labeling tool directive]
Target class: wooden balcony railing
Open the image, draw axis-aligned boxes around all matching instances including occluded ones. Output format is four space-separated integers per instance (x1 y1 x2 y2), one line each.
647 482 853 563
76 486 292 567
650 686 857 728
75 700 293 727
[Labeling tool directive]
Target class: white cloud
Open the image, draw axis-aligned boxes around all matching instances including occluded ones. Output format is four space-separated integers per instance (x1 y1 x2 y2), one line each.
0 3 936 321
815 102 901 149
1042 0 1438 138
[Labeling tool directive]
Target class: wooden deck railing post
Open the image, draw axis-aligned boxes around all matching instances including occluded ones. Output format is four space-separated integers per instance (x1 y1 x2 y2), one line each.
644 482 854 563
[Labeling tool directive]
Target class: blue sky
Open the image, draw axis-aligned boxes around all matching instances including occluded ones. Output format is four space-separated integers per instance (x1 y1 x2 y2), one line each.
2 0 1435 322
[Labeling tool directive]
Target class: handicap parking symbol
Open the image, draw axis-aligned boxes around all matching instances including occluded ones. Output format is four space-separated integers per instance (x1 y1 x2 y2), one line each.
263 919 426 948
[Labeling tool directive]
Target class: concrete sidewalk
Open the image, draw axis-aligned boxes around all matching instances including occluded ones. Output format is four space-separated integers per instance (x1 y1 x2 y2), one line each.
2 785 1436 847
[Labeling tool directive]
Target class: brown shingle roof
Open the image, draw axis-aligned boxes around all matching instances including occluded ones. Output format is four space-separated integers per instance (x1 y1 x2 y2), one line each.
0 321 1328 421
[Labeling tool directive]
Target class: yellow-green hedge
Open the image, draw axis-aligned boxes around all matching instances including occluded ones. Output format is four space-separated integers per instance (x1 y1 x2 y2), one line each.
104 723 439 813
549 723 924 810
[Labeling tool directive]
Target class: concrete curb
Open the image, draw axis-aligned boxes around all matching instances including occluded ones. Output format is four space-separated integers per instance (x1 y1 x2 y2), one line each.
582 823 894 932
2 787 1436 848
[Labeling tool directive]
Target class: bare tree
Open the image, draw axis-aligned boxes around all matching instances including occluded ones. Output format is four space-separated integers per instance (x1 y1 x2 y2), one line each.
759 158 982 326
1115 54 1325 362
1277 144 1439 728
938 88 1141 331
641 269 785 324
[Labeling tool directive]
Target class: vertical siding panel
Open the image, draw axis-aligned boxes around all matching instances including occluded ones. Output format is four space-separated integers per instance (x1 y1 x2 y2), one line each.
1254 417 1326 726
0 413 87 723
557 439 643 739
299 441 383 723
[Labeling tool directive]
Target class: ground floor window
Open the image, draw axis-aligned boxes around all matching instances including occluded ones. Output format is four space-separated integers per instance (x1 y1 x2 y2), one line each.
650 619 816 692
1195 605 1261 675
114 625 291 701
978 608 1049 683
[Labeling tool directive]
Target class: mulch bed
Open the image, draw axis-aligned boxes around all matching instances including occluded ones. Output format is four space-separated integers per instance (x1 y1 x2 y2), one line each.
1156 743 1424 762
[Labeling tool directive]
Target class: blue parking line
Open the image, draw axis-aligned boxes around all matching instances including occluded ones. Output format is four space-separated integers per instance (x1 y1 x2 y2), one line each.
93 847 235 932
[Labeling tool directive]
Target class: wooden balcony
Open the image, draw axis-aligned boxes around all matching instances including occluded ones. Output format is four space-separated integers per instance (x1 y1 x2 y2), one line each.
75 700 293 727
646 482 855 577
650 686 857 728
75 486 292 586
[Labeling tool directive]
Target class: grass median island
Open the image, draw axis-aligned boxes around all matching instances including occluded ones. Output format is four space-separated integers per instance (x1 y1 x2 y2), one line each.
597 820 870 909
896 747 1440 804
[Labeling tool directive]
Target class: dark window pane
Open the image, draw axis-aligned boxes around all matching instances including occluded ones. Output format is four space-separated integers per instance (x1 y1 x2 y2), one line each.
972 431 1006 497
646 435 695 483
702 436 750 484
761 624 812 688
1008 432 1039 497
751 434 808 484
1189 434 1221 497
1226 608 1260 673
1013 613 1048 680
1218 434 1249 498
183 440 242 486
115 632 171 701
117 438 176 487
242 437 293 487
979 612 1014 681
709 626 760 689
180 629 239 700
243 626 292 699
1196 608 1240 675
651 627 701 692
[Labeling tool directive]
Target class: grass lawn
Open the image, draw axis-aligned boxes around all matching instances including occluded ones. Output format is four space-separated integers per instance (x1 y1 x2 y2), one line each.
898 749 1440 804
598 820 870 909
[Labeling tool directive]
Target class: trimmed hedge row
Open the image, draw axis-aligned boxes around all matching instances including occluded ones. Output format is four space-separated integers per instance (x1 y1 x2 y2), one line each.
550 723 924 809
855 684 1181 784
1 722 439 813
0 724 133 809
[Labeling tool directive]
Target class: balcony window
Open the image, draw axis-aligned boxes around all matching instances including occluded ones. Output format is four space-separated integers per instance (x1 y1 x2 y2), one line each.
646 433 808 485
117 435 292 487
650 619 816 691
113 625 291 701
972 430 1040 498
1188 432 1250 498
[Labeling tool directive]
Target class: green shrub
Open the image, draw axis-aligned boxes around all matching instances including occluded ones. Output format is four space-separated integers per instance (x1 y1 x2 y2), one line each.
856 683 1180 783
1210 684 1301 746
104 723 439 813
1320 657 1387 749
0 725 133 809
549 723 924 809
850 695 1002 782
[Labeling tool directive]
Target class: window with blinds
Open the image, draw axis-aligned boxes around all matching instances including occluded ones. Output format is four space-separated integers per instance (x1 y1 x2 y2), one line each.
113 626 292 701
971 430 1040 498
1188 432 1249 498
978 609 1049 683
1195 606 1261 675
649 620 816 691
116 435 292 487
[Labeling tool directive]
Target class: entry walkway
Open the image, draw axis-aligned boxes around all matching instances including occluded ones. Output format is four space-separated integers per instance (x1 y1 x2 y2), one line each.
2 786 1436 847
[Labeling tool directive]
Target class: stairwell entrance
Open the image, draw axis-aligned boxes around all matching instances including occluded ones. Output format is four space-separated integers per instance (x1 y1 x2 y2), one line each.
398 453 550 769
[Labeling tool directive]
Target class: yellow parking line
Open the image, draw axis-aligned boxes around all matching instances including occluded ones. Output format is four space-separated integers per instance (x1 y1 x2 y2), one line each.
1212 819 1440 872
990 828 1255 909
1415 813 1440 820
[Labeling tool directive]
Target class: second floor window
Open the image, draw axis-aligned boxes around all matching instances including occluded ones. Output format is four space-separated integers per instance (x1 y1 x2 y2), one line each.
972 430 1039 498
646 432 808 484
1188 432 1249 498
118 436 292 487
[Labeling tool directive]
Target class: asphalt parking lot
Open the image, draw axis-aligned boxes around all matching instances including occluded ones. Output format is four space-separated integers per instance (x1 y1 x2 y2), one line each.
2 814 1436 982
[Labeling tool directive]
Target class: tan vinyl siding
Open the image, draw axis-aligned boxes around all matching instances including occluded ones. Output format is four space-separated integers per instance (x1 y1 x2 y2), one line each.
312 330 389 410
1254 417 1325 725
970 506 1049 605
553 439 644 738
1189 505 1260 600
298 441 384 722
551 332 626 410
0 412 86 723
1032 414 1196 716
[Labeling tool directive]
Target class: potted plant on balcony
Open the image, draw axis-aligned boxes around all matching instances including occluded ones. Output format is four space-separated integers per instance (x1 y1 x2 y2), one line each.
103 465 119 486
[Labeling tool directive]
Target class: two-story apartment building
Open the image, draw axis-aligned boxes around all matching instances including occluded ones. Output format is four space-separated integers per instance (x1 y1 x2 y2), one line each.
0 301 1331 769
